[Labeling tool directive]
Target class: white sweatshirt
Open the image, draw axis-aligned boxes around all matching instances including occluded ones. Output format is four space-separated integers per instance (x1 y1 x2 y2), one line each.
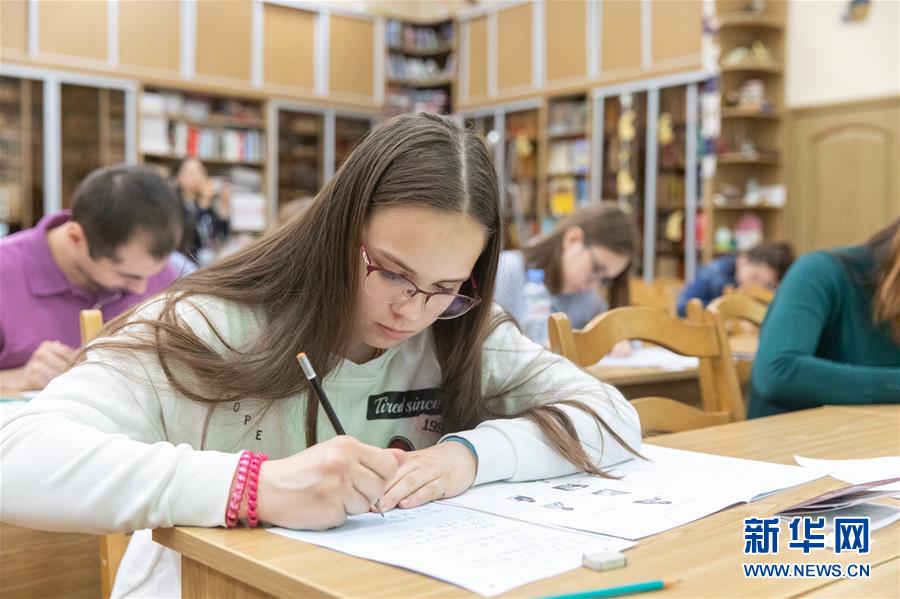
0 295 640 597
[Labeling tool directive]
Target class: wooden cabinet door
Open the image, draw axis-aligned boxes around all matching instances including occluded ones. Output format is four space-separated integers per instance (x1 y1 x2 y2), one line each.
788 97 900 252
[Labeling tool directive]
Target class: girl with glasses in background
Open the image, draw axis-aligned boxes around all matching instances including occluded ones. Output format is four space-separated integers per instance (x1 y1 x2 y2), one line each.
494 203 637 354
1 113 640 597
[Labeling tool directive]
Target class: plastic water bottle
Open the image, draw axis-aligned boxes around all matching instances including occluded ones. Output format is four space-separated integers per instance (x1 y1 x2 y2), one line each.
521 269 552 346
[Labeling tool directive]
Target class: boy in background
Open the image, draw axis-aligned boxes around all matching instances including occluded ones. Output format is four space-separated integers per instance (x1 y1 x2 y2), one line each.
677 241 794 316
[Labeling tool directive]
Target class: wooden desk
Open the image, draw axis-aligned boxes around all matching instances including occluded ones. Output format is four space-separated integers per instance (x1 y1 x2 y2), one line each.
155 407 899 598
586 336 757 403
0 523 101 598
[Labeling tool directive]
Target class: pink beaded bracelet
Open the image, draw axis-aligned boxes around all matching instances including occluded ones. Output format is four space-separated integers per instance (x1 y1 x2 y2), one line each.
246 452 268 528
225 451 269 528
225 450 252 528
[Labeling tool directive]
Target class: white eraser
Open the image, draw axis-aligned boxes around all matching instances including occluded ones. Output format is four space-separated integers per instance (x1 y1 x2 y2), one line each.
582 551 627 571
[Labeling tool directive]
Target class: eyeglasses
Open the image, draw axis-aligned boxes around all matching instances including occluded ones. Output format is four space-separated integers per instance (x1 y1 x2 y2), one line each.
587 246 613 284
361 244 481 320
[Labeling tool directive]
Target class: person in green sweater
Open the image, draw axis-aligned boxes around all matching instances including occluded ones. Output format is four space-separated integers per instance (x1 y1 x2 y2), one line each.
748 219 900 418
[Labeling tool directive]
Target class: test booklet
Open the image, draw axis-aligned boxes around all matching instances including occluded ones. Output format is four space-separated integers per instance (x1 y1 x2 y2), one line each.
269 445 824 596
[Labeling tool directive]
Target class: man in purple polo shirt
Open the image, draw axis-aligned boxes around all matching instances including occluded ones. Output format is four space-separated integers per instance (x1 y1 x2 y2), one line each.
0 165 183 391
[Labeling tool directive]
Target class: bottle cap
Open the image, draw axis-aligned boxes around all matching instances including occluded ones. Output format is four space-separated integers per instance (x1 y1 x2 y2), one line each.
526 269 545 284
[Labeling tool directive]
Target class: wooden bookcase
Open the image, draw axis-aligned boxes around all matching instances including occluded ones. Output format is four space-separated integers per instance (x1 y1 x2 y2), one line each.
0 76 42 234
384 19 455 115
138 87 266 230
276 110 323 206
61 84 126 208
545 93 590 234
503 108 541 247
272 108 372 213
706 0 787 261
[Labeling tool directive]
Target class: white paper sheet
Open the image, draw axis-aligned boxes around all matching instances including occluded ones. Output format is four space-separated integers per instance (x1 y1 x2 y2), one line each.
446 445 824 540
268 503 634 597
794 455 900 499
595 347 699 371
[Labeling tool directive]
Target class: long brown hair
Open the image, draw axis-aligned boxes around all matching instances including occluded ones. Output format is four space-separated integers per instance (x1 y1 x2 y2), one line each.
84 113 635 473
871 220 900 341
831 218 900 341
521 203 636 307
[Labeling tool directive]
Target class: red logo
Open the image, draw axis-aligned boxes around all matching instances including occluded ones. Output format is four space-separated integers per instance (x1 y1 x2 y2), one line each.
387 435 414 451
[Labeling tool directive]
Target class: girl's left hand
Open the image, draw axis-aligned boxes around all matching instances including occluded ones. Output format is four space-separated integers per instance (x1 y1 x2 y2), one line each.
379 441 477 511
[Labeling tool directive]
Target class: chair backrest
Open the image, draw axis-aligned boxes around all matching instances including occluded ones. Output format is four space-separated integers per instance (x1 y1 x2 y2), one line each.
708 293 768 385
628 278 680 316
79 310 103 345
548 299 745 432
79 310 130 599
708 293 767 328
725 284 775 305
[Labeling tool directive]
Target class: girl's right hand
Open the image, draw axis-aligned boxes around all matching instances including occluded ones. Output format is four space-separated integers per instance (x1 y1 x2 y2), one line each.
253 436 407 530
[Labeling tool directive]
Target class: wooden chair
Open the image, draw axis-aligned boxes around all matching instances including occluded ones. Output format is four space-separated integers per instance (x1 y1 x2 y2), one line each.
548 299 744 435
628 277 682 316
708 293 768 386
725 284 775 305
80 310 131 599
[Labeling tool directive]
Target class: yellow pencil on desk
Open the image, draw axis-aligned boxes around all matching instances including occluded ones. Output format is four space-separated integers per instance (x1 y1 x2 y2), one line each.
296 352 386 517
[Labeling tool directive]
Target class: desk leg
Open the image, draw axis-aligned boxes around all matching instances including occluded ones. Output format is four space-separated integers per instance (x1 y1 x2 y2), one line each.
182 556 275 599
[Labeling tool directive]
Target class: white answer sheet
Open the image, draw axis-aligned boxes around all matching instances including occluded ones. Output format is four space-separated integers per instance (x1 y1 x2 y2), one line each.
269 503 634 597
594 347 699 371
445 445 824 540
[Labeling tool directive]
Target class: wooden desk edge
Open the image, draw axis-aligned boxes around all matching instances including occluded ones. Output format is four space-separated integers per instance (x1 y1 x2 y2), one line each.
153 527 336 599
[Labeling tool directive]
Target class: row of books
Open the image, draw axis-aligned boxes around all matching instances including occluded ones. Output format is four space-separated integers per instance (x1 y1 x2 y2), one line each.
384 87 450 116
141 91 262 126
140 118 264 163
386 20 453 53
548 176 590 217
548 100 588 136
547 139 590 175
387 55 455 83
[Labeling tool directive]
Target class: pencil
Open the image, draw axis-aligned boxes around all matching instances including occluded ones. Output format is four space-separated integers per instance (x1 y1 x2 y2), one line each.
540 579 678 599
296 352 384 517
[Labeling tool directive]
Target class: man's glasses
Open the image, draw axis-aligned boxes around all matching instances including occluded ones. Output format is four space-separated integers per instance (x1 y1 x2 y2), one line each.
361 244 481 320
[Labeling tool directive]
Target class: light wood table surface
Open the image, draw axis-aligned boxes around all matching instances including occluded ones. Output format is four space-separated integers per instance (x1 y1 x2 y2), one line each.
154 406 899 598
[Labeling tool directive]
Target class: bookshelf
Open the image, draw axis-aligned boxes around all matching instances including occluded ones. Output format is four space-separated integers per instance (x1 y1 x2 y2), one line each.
599 91 649 276
502 108 540 248
706 0 787 260
545 94 590 233
139 87 266 230
61 84 126 208
384 19 455 116
276 110 323 207
654 85 690 279
335 116 372 170
0 76 43 234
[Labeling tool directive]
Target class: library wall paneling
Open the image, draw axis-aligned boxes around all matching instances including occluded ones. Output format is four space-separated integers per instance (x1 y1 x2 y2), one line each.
545 0 587 85
195 0 253 83
787 96 900 253
651 0 703 66
39 0 107 61
465 16 489 102
119 0 181 74
600 0 643 76
496 3 533 93
0 0 27 57
329 15 376 100
263 3 316 90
